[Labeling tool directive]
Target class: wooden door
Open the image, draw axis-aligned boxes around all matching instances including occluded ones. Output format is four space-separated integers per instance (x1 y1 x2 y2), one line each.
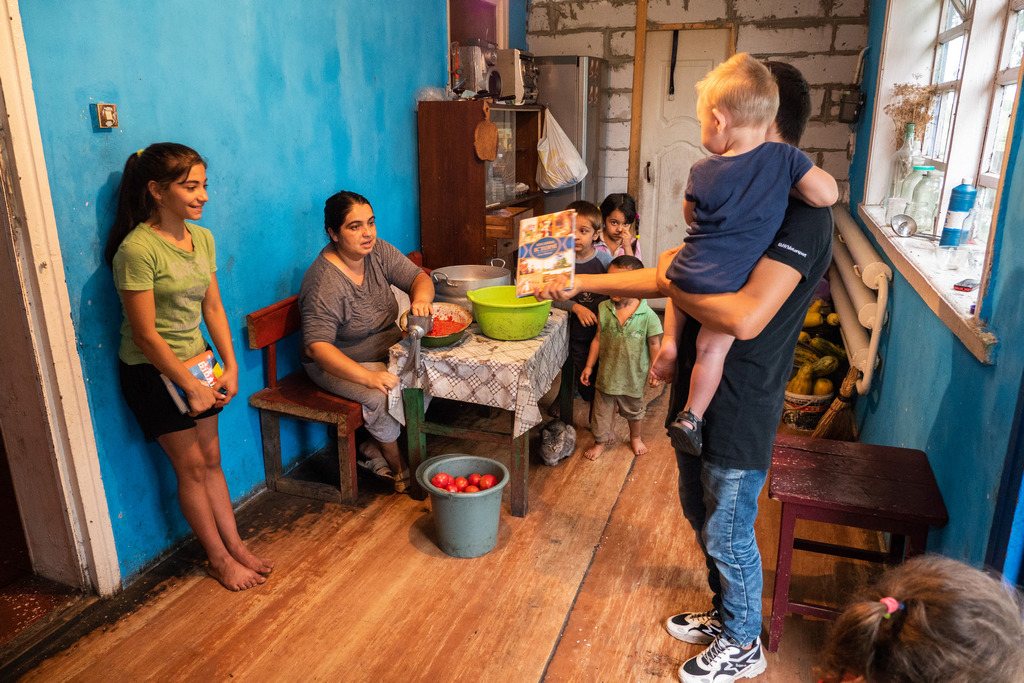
637 29 731 309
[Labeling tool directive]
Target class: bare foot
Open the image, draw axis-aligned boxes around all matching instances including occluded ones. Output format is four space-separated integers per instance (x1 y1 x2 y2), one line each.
207 556 266 591
584 442 607 461
650 338 678 383
229 543 275 575
630 436 649 456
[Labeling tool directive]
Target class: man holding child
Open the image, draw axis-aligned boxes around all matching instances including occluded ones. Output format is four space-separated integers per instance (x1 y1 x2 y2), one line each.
536 59 833 682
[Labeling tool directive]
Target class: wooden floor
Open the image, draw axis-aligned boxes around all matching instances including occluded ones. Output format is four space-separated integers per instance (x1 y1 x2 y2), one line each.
13 384 883 682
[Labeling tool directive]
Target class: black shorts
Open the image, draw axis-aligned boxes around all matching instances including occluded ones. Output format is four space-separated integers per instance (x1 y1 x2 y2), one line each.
119 358 222 441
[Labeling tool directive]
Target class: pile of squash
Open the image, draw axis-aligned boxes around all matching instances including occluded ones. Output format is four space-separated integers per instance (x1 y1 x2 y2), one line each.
788 299 846 396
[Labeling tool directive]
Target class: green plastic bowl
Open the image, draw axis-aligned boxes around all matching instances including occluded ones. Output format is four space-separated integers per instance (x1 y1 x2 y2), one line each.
466 285 552 340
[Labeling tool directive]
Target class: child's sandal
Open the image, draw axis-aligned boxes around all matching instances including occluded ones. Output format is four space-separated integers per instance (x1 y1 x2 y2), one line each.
668 409 704 456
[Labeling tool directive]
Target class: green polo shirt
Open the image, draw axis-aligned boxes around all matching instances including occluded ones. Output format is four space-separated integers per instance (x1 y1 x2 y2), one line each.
595 299 663 398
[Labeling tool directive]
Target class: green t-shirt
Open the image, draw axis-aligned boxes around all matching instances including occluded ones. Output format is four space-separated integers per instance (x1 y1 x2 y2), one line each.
112 222 216 365
595 299 663 398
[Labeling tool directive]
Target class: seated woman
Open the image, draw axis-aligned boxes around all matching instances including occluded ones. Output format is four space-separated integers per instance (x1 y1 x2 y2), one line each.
299 190 434 493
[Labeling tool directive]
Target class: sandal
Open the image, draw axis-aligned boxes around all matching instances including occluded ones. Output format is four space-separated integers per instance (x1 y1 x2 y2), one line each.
356 441 394 481
668 409 704 457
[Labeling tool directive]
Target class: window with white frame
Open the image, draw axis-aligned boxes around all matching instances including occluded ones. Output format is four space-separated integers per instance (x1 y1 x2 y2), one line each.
860 0 1023 363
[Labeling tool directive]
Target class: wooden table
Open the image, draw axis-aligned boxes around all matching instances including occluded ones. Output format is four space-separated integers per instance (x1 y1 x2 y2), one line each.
387 309 570 517
767 433 948 652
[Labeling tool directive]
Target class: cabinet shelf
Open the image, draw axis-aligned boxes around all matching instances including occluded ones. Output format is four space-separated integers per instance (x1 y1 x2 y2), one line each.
417 100 545 269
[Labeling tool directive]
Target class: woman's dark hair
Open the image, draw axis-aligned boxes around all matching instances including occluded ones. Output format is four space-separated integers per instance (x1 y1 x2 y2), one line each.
104 143 206 267
821 554 1024 683
324 190 372 238
599 193 639 235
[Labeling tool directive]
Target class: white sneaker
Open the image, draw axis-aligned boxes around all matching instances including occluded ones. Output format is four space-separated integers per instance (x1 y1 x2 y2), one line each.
665 609 722 645
678 635 767 683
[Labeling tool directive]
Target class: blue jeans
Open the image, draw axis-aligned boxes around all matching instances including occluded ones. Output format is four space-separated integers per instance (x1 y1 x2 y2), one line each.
676 453 768 646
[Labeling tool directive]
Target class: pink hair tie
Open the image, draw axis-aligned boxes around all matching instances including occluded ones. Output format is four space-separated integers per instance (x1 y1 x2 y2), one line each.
880 596 903 618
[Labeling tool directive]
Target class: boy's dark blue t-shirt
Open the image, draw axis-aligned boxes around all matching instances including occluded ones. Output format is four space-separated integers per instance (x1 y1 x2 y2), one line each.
568 252 609 352
667 141 814 294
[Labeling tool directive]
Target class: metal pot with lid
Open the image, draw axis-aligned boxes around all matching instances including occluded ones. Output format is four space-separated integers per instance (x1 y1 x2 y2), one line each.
431 259 511 315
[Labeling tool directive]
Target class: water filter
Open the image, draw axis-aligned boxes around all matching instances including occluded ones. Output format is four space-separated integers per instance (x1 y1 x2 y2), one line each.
939 179 977 247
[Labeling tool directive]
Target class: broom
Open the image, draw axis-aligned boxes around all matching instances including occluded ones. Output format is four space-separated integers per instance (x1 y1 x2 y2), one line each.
811 365 860 441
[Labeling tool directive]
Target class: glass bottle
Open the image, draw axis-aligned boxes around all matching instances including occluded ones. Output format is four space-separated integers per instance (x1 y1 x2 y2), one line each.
907 170 942 237
884 122 916 224
901 164 934 200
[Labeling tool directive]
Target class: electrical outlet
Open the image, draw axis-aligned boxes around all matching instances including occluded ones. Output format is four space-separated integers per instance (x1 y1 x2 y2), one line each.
94 103 118 129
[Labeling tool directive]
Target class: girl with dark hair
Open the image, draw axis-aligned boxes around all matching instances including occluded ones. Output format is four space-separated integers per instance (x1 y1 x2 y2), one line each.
595 192 642 262
820 554 1024 683
299 190 434 493
108 143 273 591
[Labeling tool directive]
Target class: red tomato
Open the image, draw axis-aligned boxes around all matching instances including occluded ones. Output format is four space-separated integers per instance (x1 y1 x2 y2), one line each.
454 476 469 491
479 474 497 490
445 484 460 493
463 485 480 493
467 473 482 487
431 472 453 489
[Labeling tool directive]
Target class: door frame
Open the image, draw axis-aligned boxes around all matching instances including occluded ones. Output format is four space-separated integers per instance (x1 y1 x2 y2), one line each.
0 1 119 595
627 0 735 196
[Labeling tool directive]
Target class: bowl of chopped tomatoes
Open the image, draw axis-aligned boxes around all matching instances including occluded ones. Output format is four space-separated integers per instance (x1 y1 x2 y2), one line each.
401 302 473 348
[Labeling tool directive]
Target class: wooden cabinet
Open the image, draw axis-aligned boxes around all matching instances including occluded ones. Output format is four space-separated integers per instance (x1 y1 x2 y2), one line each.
417 100 545 269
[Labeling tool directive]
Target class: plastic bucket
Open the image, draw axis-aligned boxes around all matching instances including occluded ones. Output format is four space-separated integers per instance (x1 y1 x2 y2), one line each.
466 285 552 340
416 454 510 558
782 391 834 431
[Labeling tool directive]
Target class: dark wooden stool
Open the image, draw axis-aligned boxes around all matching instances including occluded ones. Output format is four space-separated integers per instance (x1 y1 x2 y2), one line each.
767 434 948 652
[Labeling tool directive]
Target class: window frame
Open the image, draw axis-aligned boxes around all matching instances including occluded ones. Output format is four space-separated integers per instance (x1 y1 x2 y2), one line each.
860 0 1023 363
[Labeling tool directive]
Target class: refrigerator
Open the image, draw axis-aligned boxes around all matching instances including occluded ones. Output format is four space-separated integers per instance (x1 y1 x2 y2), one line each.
533 55 607 213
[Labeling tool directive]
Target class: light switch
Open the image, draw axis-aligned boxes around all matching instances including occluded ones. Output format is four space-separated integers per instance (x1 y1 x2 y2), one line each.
95 103 118 129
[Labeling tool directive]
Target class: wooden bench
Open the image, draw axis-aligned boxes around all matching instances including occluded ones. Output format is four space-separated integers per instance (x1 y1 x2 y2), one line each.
767 433 948 652
246 295 363 504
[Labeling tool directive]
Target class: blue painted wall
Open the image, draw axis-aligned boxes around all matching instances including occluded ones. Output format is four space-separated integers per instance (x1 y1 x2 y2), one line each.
848 1 1024 568
19 1 447 580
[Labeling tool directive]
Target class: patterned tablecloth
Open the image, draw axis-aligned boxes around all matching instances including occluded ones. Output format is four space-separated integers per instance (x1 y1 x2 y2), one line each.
387 309 568 438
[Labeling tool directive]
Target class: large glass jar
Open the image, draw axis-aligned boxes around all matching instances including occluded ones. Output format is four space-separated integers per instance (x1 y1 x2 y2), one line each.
907 170 943 237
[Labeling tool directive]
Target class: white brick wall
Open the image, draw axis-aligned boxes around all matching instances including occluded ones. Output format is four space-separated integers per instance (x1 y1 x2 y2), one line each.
832 0 869 18
834 23 869 51
562 0 636 29
647 0 729 24
607 92 632 119
608 62 634 90
609 30 635 57
820 150 852 180
778 54 862 85
737 26 831 55
735 0 826 21
801 122 851 150
528 6 550 33
529 32 606 58
605 120 632 149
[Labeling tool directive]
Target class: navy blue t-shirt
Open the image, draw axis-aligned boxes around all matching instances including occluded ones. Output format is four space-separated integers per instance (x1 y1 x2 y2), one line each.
666 142 814 294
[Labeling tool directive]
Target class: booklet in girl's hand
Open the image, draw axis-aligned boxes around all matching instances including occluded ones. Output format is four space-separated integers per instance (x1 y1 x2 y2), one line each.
515 209 576 297
160 349 224 414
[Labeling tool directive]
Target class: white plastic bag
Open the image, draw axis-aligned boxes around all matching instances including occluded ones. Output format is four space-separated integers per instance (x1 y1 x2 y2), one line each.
536 109 587 191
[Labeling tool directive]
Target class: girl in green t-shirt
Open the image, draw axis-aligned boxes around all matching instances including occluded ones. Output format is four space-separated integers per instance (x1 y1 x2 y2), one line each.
106 143 273 591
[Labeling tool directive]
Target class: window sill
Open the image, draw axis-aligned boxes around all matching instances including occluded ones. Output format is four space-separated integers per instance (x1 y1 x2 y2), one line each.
857 203 997 364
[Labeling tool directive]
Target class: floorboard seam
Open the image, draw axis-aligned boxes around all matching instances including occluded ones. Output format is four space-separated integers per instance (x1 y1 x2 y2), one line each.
537 454 641 681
